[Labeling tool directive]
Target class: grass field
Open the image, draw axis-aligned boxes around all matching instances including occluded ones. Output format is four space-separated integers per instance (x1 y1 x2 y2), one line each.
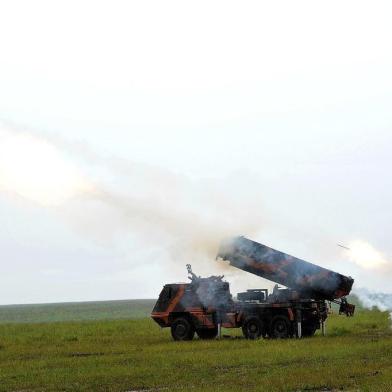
0 301 391 392
0 299 155 324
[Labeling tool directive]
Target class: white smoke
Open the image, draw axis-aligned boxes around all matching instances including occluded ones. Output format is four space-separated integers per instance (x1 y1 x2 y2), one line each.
2 122 392 298
355 290 392 312
345 240 389 270
339 240 392 317
353 288 392 323
0 122 265 278
0 125 91 205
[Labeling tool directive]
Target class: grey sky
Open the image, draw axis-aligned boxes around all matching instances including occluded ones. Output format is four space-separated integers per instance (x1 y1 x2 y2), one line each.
0 1 391 304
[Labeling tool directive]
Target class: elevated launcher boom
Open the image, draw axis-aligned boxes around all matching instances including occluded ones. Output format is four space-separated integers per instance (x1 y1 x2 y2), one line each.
217 236 354 302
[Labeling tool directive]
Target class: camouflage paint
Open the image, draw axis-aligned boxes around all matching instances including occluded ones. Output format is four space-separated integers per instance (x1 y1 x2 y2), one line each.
217 236 354 300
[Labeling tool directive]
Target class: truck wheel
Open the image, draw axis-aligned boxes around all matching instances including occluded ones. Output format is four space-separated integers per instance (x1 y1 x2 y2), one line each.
242 317 263 340
270 315 291 339
196 328 218 339
171 318 195 341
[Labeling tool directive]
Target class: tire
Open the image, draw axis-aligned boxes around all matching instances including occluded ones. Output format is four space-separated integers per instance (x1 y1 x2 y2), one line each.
196 328 218 340
270 315 291 339
242 316 264 340
171 317 195 341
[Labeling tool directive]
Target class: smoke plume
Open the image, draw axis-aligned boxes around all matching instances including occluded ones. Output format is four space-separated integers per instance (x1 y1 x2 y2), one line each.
0 122 265 276
2 122 391 298
345 240 390 270
79 173 265 275
353 288 392 322
342 240 392 319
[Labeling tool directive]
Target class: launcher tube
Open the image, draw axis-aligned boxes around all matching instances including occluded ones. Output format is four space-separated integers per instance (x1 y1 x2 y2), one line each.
217 236 354 300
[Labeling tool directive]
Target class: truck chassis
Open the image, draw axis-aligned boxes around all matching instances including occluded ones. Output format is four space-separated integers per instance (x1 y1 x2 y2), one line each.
151 270 329 340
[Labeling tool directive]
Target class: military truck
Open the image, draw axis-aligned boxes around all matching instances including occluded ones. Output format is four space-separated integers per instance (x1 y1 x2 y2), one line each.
151 236 355 340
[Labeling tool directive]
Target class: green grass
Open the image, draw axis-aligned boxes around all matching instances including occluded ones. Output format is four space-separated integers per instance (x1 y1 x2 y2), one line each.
0 306 391 391
0 295 360 325
0 299 155 324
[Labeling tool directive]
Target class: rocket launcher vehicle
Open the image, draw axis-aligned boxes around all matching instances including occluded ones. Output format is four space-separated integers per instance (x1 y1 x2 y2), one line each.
151 236 356 341
217 236 354 301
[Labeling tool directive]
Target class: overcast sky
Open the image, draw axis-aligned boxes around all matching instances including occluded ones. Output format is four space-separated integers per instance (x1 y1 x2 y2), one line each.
1 1 392 304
